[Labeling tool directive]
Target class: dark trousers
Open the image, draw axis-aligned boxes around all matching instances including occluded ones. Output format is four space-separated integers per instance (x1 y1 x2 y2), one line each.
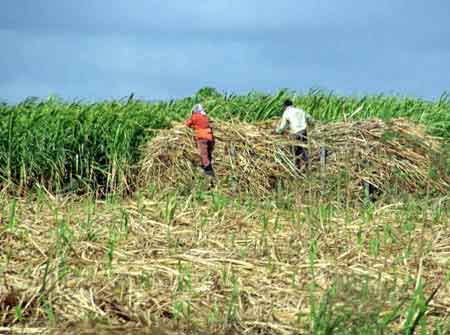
196 139 215 175
293 129 308 166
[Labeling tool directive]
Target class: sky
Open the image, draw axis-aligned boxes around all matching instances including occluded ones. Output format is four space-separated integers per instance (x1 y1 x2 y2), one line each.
1 1 450 102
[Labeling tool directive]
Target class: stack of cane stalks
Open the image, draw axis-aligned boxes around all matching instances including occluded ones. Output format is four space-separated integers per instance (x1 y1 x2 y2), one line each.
139 118 450 199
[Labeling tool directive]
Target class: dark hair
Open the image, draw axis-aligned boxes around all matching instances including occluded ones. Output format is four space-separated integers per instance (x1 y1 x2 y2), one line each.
283 99 293 107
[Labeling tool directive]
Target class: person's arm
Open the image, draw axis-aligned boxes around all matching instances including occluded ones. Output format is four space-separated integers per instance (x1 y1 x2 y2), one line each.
304 110 314 126
185 115 194 128
275 111 288 134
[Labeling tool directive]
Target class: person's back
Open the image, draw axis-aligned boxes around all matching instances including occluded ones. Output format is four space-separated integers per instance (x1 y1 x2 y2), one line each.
282 106 308 135
185 104 215 176
276 105 310 135
186 112 213 141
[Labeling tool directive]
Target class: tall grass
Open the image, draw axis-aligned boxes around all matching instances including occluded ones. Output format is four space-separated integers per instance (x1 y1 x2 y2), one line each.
0 88 449 195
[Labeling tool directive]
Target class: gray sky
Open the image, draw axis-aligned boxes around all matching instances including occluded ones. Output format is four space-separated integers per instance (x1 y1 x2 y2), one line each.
1 1 449 102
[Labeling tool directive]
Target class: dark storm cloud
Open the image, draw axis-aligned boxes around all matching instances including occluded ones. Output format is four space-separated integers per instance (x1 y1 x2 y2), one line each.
1 0 449 102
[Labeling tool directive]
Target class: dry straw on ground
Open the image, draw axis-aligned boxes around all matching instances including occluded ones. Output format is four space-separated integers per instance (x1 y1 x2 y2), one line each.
0 197 449 334
138 118 450 198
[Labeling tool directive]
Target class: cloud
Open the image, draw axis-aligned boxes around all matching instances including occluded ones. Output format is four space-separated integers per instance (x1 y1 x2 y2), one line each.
1 1 449 102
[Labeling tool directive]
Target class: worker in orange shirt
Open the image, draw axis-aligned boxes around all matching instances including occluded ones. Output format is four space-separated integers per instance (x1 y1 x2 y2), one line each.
185 104 215 176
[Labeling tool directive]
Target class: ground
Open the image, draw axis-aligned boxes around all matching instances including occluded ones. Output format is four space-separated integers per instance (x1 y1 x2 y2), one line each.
1 188 449 334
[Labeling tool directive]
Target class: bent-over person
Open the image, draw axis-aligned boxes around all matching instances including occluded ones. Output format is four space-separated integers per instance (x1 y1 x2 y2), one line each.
185 104 215 176
275 99 313 168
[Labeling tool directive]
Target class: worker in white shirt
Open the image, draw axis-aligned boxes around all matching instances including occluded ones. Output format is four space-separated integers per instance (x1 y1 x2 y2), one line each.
275 99 313 167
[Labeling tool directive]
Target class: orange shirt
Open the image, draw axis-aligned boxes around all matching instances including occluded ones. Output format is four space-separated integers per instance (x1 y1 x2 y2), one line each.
185 112 214 141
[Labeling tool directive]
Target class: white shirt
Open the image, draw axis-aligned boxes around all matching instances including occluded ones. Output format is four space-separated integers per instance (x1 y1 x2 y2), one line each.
276 106 311 135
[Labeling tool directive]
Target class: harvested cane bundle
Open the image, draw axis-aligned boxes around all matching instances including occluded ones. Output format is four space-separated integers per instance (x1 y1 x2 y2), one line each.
310 118 450 195
138 118 450 199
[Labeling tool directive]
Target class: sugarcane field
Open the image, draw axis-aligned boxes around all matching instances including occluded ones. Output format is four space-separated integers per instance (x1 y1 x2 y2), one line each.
0 89 449 334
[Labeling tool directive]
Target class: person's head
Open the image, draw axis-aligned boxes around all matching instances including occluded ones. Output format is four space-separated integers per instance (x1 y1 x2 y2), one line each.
283 99 293 110
192 103 206 115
